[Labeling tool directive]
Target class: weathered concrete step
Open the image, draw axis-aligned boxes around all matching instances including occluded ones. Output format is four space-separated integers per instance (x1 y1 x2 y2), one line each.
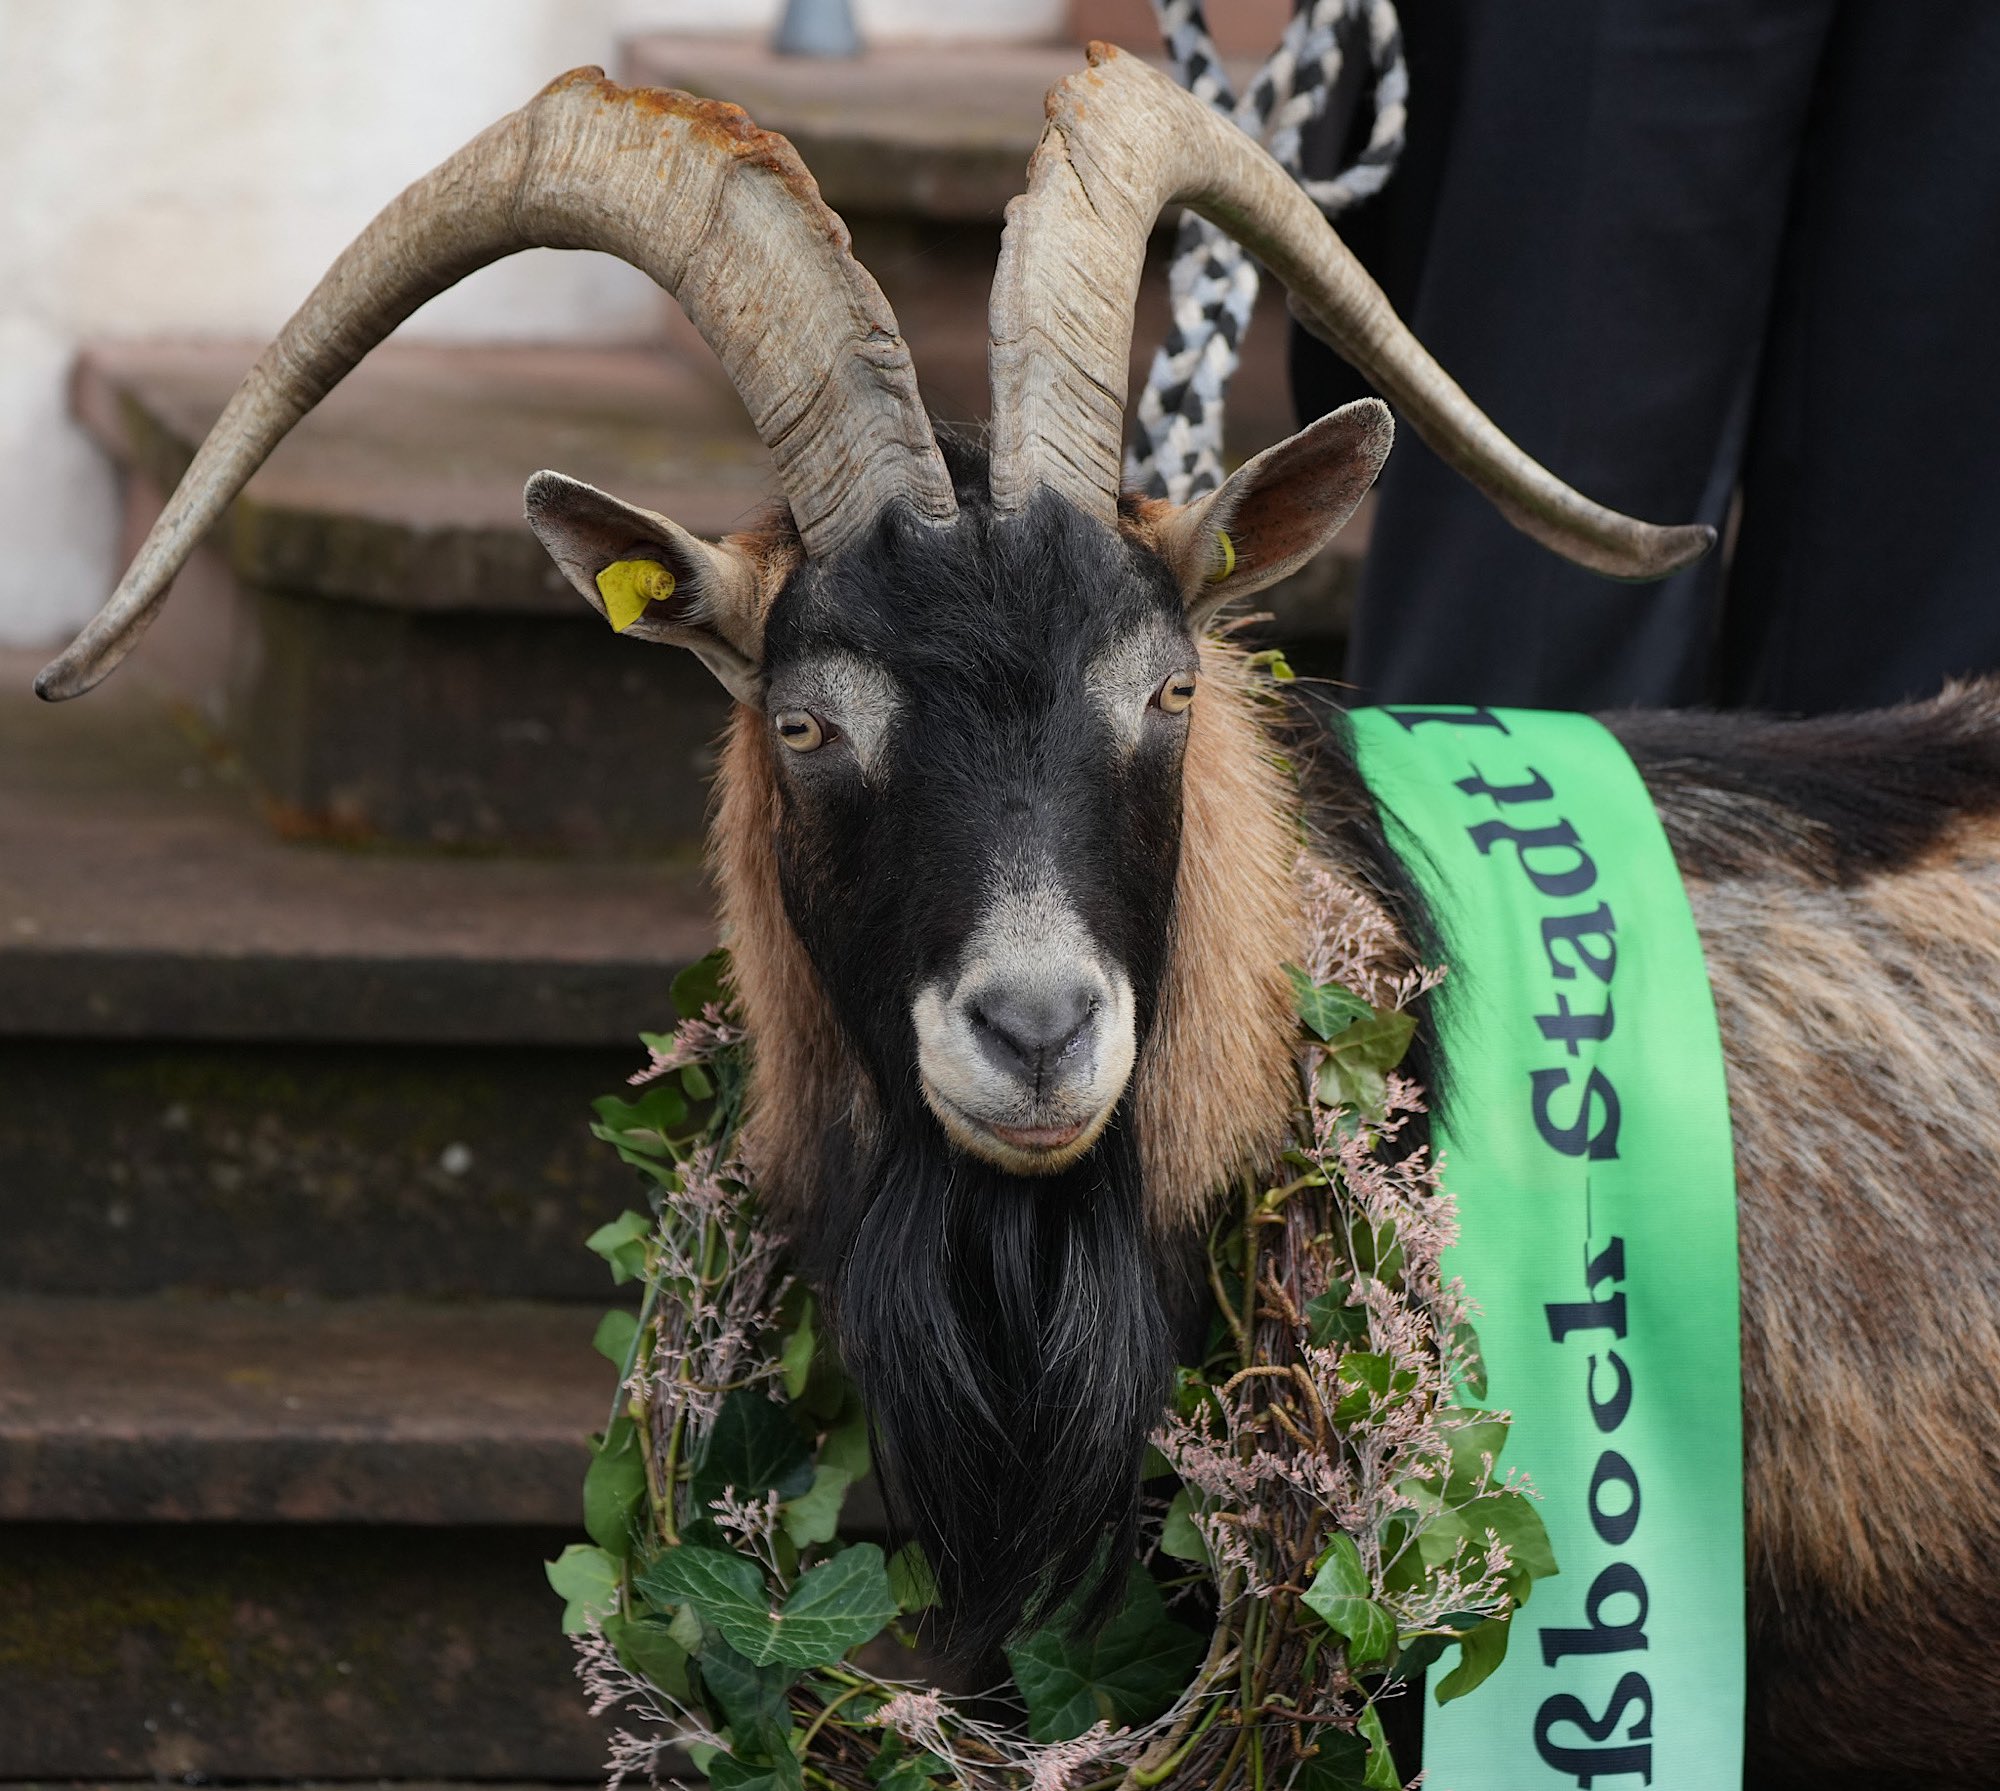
74 344 746 851
0 1039 648 1300
0 1523 608 1777
0 646 711 1043
0 1297 609 1524
621 38 1122 221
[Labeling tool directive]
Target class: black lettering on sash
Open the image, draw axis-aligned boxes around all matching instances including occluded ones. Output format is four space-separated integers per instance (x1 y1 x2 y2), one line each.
1380 704 1512 734
1547 1238 1627 1341
1455 766 1555 807
1532 1066 1622 1159
1540 1561 1650 1665
1537 993 1615 1056
1533 1673 1655 1787
1587 1351 1634 1432
1542 902 1618 984
1589 1451 1642 1546
1467 817 1599 899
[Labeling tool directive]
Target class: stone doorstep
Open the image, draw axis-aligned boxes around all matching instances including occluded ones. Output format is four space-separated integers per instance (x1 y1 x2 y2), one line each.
73 341 778 616
0 1523 613 1779
621 38 1119 221
0 1297 610 1526
0 647 714 1045
0 1038 654 1304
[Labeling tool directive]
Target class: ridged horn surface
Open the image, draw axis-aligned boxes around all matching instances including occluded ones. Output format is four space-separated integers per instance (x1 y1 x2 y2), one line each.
987 45 1711 581
40 67 956 701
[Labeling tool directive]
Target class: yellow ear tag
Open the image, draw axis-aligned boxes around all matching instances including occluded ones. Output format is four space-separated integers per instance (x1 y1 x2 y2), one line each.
1208 529 1237 584
595 558 676 633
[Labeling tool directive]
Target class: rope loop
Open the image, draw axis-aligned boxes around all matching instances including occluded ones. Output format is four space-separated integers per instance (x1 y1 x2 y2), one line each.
1127 0 1407 504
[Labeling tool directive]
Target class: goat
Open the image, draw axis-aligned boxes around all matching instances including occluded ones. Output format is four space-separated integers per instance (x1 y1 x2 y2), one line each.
38 49 1999 1789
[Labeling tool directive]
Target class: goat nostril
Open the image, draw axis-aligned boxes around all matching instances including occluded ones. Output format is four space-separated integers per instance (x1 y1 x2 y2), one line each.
969 983 1099 1081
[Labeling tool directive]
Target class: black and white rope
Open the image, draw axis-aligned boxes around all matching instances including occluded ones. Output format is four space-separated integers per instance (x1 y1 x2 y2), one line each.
1127 0 1406 503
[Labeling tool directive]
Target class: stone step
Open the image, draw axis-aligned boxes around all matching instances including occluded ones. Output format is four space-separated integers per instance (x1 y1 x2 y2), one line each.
0 647 703 1299
0 643 709 1046
74 343 747 853
0 1522 610 1778
0 1293 617 1776
0 1296 607 1525
0 1038 650 1301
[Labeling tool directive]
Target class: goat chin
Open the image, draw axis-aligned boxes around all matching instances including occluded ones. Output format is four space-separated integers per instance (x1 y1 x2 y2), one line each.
798 1098 1194 1667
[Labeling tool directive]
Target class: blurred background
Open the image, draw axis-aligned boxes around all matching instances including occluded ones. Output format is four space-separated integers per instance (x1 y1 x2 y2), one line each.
0 0 1311 1781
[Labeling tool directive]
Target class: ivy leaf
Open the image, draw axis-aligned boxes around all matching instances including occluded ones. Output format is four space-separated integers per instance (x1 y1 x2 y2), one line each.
1318 1054 1390 1118
818 1400 872 1481
869 1734 950 1789
779 1303 817 1399
887 1542 939 1614
637 1543 765 1628
592 1086 689 1156
606 1610 691 1702
1327 1007 1418 1073
681 1061 715 1101
1006 1563 1205 1742
1358 1704 1400 1788
1159 1488 1210 1564
642 1542 899 1668
692 1390 815 1509
1287 966 1375 1041
584 1415 648 1557
1456 1489 1559 1585
592 1307 639 1367
545 1542 621 1634
780 1464 852 1548
698 1636 798 1763
1435 1614 1512 1705
1440 1411 1511 1499
667 1601 704 1652
1302 1535 1395 1669
708 1756 802 1791
672 949 732 1023
584 1209 654 1285
1331 1352 1416 1424
1294 1730 1373 1790
1305 1281 1371 1349
762 1542 901 1664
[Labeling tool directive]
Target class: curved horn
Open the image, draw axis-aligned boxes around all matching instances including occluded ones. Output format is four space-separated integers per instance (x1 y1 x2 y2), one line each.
987 45 1711 581
39 67 956 701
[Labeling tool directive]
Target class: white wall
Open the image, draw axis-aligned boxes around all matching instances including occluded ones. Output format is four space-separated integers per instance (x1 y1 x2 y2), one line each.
0 0 1063 648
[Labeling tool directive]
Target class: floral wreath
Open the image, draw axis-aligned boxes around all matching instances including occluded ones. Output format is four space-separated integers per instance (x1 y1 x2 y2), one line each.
549 866 1555 1791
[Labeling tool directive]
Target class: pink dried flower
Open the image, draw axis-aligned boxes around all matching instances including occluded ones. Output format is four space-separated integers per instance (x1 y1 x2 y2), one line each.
630 1004 747 1086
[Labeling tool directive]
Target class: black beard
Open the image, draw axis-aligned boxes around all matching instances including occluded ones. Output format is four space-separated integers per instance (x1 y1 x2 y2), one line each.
802 1102 1183 1666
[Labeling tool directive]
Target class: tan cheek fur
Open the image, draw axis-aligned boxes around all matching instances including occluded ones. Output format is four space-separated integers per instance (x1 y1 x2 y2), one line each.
1134 638 1305 1229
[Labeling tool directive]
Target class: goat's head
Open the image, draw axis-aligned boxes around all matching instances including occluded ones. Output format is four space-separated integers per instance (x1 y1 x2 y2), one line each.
38 46 1710 1659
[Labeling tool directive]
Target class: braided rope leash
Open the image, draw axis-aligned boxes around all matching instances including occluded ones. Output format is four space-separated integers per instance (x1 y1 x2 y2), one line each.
1127 0 1407 505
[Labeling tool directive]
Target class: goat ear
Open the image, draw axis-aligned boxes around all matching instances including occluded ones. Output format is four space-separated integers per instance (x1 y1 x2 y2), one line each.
524 470 768 704
1156 399 1393 628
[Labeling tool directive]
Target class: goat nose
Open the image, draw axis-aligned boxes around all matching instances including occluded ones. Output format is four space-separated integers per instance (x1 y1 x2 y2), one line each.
969 981 1099 1084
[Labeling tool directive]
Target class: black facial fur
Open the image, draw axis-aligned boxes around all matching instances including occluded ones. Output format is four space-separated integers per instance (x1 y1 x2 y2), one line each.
764 457 1200 1658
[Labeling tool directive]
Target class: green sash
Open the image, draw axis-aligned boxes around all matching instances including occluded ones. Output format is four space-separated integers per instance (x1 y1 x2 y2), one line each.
1349 705 1743 1790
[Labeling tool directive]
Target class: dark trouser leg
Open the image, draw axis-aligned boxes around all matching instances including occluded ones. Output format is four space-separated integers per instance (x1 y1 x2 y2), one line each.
1718 0 2000 713
1332 0 1836 708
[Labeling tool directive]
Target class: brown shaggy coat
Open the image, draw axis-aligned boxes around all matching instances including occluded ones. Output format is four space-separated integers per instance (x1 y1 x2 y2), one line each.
716 636 2000 1787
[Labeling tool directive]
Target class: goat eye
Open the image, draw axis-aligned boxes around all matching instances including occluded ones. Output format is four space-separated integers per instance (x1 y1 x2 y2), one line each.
1153 671 1198 715
774 709 827 752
